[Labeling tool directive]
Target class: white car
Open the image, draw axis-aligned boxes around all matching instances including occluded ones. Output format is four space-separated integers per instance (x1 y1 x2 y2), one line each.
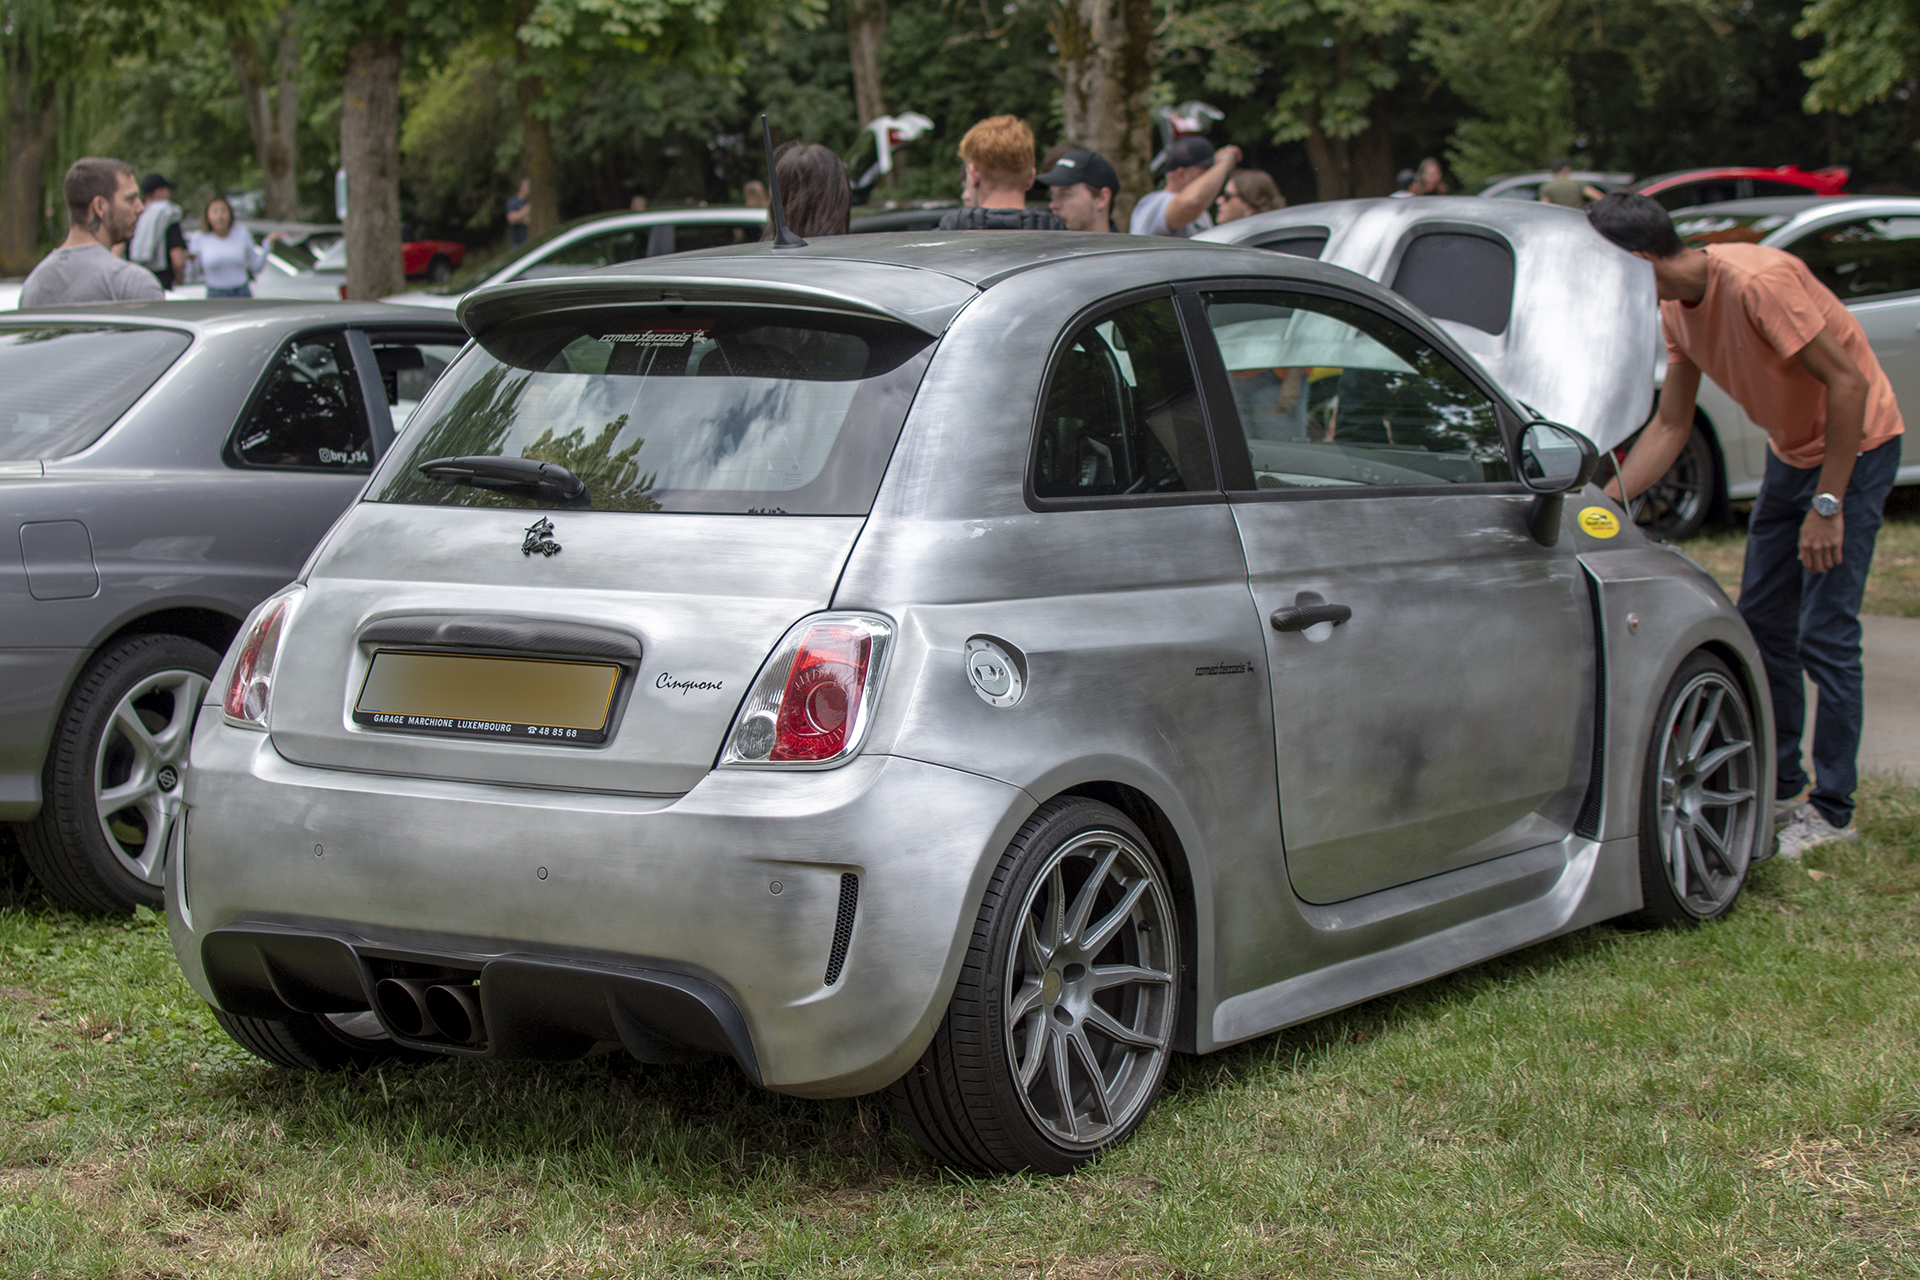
389 207 769 310
1644 196 1920 537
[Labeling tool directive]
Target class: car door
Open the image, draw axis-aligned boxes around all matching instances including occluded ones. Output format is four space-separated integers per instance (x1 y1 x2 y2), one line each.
1183 283 1596 904
1784 213 1920 475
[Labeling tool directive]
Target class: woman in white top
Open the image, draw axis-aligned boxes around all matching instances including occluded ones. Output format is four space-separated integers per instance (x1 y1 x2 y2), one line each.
187 196 284 298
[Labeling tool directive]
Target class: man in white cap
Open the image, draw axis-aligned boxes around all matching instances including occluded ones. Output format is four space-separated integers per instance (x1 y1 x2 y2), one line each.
1130 135 1242 237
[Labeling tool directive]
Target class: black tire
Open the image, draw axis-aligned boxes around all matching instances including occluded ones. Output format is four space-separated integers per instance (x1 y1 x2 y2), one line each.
16 634 220 914
213 1007 418 1070
889 797 1180 1173
425 254 453 284
1634 420 1719 542
1627 650 1763 928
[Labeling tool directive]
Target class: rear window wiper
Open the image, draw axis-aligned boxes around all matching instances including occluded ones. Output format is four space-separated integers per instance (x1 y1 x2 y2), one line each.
417 455 591 507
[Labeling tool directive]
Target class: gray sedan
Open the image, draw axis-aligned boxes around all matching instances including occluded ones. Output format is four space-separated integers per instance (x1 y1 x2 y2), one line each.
2 301 466 912
171 232 1770 1173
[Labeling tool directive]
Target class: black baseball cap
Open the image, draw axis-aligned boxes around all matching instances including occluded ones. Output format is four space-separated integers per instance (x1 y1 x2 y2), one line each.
1161 136 1215 171
1037 148 1121 195
140 173 173 196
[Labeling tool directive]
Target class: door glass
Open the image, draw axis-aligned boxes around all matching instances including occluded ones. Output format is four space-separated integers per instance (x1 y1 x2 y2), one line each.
1654 181 1739 210
1790 217 1920 300
1749 180 1815 198
519 229 643 278
229 332 373 471
1200 292 1508 488
367 336 467 431
1032 296 1213 498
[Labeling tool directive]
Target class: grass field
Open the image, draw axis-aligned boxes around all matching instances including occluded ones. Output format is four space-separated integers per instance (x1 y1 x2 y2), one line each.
1684 486 1920 616
4 780 1920 1278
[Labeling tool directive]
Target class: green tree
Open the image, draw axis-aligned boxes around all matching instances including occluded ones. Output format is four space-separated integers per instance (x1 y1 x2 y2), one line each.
1798 0 1920 115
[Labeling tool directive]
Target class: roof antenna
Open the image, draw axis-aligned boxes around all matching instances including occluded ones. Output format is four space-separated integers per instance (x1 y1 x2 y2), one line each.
762 114 807 250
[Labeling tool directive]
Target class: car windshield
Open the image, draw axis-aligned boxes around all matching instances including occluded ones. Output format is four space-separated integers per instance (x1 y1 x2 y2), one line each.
0 325 192 460
371 306 934 514
1673 210 1797 246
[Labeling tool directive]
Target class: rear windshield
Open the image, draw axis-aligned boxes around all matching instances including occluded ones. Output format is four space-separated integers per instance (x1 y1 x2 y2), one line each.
0 325 191 460
372 307 934 514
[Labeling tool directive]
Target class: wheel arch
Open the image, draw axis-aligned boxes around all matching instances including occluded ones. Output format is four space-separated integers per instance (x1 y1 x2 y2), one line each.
97 607 242 661
1053 780 1203 1054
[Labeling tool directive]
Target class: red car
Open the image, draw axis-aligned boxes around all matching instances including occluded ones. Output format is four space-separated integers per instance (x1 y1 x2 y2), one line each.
1634 165 1848 211
402 238 465 284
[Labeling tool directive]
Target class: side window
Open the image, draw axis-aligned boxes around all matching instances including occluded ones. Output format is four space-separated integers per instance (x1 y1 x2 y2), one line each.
367 335 467 431
1032 296 1213 499
1791 217 1920 300
1199 291 1509 489
230 332 373 471
521 229 643 278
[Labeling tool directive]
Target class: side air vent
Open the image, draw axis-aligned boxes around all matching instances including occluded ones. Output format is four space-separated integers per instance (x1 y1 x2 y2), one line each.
1574 569 1607 837
824 873 859 986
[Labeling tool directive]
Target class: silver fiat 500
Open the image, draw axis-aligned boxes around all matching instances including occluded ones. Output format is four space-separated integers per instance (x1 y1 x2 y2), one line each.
170 230 1772 1173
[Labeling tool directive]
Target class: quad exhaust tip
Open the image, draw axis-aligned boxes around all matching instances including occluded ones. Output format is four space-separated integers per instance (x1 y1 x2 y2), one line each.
375 977 486 1045
424 982 486 1045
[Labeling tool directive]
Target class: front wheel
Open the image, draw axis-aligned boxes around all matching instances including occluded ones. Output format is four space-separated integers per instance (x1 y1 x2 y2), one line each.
425 254 454 284
890 797 1181 1173
1628 651 1763 927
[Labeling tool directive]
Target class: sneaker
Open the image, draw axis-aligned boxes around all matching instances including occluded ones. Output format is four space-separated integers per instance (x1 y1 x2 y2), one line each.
1774 788 1812 827
1773 804 1858 861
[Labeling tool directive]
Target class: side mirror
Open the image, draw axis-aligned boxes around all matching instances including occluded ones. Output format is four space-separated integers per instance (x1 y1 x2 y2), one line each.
1514 421 1600 548
1517 420 1599 494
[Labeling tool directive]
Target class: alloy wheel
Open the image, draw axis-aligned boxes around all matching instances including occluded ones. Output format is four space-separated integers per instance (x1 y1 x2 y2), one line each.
94 669 207 886
1655 670 1759 916
1003 829 1176 1150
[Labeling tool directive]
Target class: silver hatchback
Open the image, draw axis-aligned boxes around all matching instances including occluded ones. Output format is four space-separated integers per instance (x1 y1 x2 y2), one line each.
171 233 1772 1173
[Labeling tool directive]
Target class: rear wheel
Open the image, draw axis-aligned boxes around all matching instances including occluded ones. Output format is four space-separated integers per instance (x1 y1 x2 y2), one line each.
213 1008 420 1070
1629 651 1762 927
1634 421 1718 541
425 254 454 284
890 797 1180 1173
17 635 218 913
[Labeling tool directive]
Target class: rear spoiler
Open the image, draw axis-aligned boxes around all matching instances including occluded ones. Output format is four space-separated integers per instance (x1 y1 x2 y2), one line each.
459 270 973 338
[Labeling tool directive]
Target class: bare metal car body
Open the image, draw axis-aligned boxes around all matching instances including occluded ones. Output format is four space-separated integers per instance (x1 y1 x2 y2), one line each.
168 233 1771 1169
1196 196 1659 451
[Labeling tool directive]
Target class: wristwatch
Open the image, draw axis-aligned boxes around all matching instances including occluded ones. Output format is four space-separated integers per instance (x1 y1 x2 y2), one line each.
1812 492 1841 518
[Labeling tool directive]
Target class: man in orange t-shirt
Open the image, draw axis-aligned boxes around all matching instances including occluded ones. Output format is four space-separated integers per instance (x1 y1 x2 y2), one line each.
1590 193 1904 859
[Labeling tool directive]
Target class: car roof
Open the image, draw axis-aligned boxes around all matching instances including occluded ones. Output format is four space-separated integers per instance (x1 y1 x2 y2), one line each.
4 298 469 336
458 230 1331 337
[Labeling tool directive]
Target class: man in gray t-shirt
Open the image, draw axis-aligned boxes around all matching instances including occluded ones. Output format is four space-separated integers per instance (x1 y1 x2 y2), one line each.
20 157 164 307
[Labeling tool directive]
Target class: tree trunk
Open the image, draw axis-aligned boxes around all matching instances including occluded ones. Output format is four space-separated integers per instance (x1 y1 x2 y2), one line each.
847 0 887 128
1 32 58 275
228 7 302 221
1053 0 1155 228
1303 71 1393 200
341 30 405 299
514 70 561 240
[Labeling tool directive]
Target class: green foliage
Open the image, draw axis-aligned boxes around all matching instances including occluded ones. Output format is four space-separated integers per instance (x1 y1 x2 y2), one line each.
1798 0 1920 114
1170 0 1408 146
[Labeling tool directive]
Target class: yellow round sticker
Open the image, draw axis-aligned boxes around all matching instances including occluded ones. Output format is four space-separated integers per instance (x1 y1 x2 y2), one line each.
1578 506 1622 539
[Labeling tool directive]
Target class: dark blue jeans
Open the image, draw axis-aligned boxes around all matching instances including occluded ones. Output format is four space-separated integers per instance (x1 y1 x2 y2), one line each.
1737 437 1900 826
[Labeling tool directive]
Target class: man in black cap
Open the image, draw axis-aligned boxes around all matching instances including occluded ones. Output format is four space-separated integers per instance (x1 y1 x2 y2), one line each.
1037 147 1121 233
1130 136 1241 237
128 173 186 289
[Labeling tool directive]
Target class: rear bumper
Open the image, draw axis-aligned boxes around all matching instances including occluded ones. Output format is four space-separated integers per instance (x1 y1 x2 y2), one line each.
171 718 1032 1096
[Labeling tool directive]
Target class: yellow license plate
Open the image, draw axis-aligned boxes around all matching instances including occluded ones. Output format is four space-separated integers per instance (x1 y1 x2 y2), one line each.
352 650 621 745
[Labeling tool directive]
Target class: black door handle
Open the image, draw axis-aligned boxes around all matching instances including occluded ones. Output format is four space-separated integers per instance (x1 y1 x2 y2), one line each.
1271 603 1352 632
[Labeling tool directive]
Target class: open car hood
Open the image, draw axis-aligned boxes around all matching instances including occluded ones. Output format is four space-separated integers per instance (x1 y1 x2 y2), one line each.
1197 197 1659 452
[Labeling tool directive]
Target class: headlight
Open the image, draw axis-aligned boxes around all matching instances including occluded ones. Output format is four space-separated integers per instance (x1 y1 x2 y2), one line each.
222 586 303 729
720 612 893 768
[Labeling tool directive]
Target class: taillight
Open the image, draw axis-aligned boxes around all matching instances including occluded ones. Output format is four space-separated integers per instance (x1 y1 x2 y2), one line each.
721 613 893 768
223 588 302 728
